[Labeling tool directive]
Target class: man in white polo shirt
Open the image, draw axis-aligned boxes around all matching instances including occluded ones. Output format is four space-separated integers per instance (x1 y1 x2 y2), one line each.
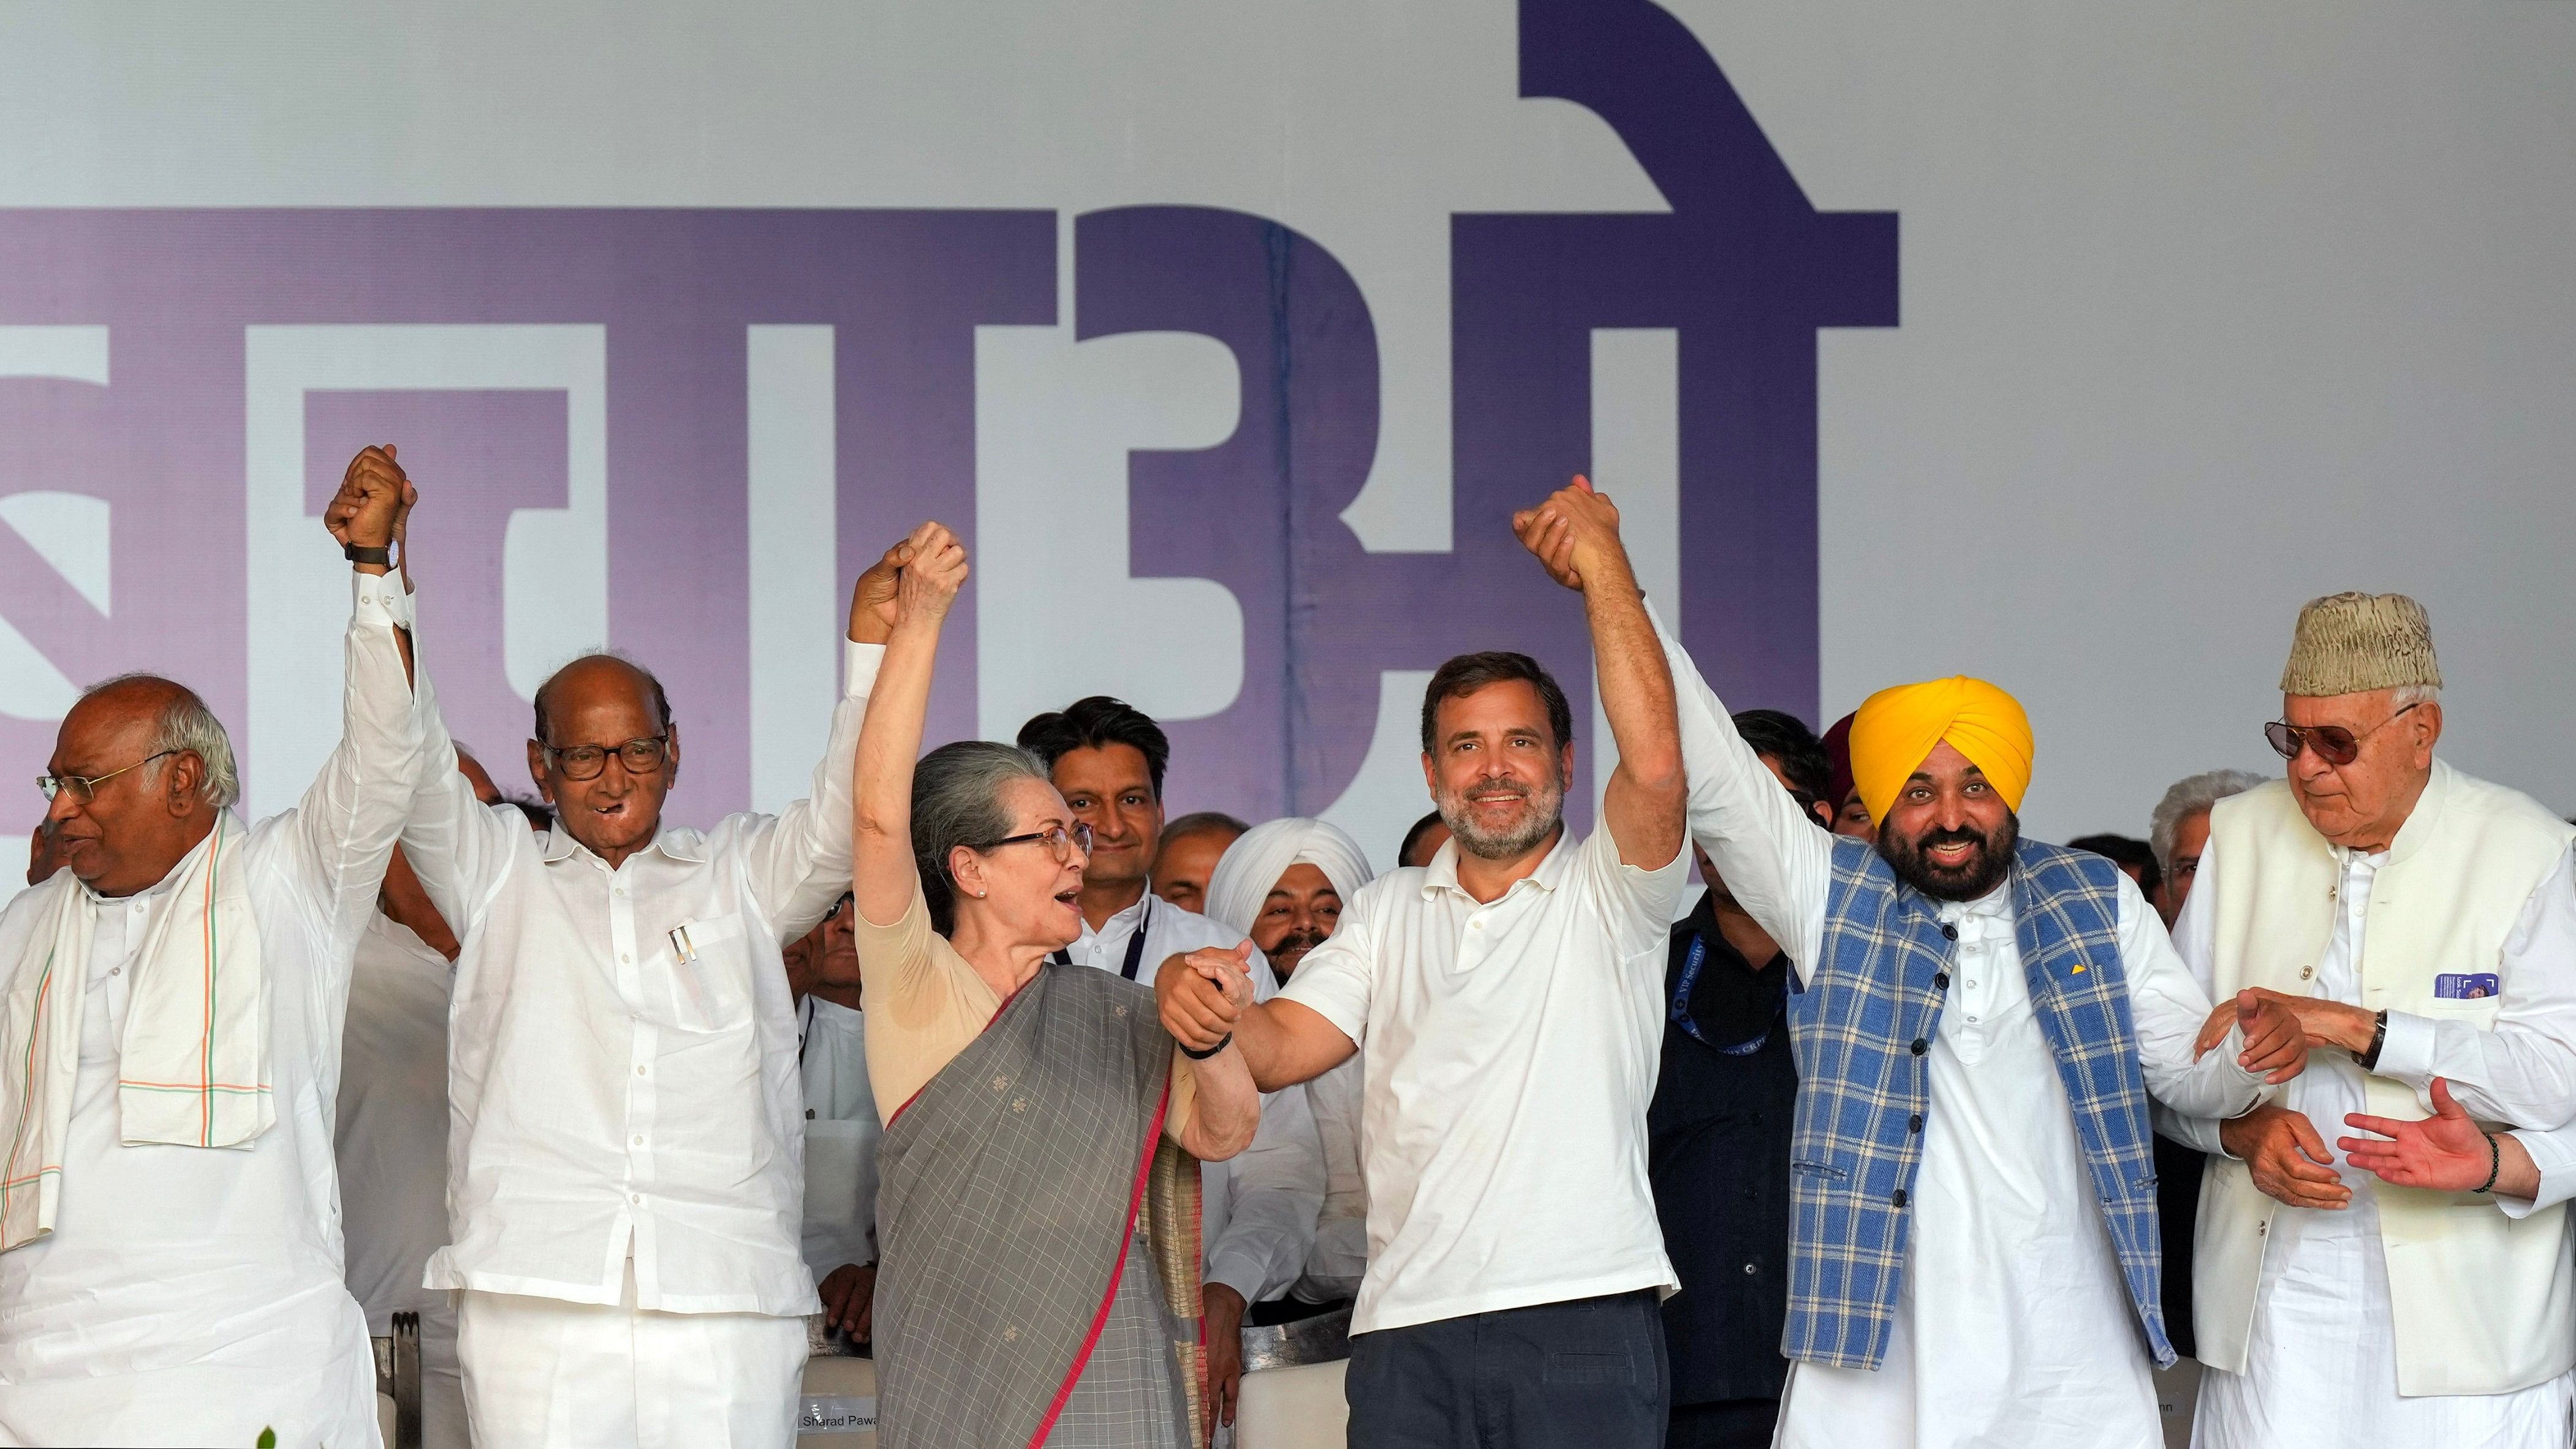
1157 476 1688 1447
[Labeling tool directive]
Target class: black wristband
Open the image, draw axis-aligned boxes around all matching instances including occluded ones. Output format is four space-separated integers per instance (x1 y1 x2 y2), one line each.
2358 1009 2389 1071
2474 1132 2502 1195
343 542 392 566
1181 1032 1233 1061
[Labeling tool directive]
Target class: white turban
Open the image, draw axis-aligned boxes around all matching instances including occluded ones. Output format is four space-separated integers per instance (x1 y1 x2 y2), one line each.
1202 817 1377 937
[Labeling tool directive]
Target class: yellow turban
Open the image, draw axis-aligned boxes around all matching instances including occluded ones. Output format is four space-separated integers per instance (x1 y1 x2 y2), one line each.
1848 677 2034 825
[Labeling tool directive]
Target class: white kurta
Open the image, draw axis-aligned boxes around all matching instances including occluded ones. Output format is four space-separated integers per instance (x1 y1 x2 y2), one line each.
797 994 880 1286
2172 840 2576 1448
0 570 420 1448
335 913 469 1449
1648 601 2265 1449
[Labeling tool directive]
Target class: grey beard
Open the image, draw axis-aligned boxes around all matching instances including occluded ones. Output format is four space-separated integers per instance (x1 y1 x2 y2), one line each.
1438 777 1566 861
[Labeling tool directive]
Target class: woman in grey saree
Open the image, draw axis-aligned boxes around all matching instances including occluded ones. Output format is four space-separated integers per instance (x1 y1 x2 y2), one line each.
845 522 1262 1449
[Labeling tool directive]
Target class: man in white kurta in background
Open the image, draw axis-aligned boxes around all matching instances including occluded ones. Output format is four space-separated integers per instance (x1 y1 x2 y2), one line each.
396 537 908 1449
1509 480 2305 1449
334 747 507 1449
0 447 426 1447
2167 592 2576 1448
1198 817 1379 1423
783 893 881 1345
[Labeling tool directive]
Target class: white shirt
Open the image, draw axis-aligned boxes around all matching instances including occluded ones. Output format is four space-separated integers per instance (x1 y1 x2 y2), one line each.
335 913 455 1334
1278 828 1690 1334
0 571 419 1445
1651 601 2263 1448
1297 1054 1369 1300
797 994 880 1284
402 640 879 1317
2173 839 2576 1447
1060 894 1324 1304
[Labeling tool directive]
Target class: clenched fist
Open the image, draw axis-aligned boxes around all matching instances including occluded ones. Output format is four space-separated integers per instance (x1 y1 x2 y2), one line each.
325 444 414 559
1156 942 1253 1052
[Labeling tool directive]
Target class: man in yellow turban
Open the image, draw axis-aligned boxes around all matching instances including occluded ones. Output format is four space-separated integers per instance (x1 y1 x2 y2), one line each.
1507 483 2306 1449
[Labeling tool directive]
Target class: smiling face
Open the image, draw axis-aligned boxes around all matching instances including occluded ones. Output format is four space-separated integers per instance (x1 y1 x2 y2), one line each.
526 657 678 868
1873 740 2018 901
1249 862 1343 978
45 680 214 898
2280 688 2439 850
1051 743 1162 895
950 776 1088 950
1152 825 1239 915
1422 679 1570 862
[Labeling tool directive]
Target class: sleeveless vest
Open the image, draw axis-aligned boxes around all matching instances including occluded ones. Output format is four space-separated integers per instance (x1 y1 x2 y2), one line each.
1782 836 2167 1369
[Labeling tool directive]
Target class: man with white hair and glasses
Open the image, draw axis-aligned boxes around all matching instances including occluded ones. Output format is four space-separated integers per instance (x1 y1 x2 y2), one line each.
2146 768 2267 928
0 445 430 1447
2169 592 2576 1448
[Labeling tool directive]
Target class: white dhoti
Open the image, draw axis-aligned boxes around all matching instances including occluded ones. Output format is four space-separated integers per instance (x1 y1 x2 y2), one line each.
456 1267 808 1449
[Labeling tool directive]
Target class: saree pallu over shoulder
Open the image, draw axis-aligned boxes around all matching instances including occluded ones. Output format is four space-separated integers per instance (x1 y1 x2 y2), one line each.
876 962 1205 1449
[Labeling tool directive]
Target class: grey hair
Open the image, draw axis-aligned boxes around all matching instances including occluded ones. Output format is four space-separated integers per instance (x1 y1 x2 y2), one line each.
911 740 1053 934
2391 683 2442 709
2148 768 2268 877
81 673 240 809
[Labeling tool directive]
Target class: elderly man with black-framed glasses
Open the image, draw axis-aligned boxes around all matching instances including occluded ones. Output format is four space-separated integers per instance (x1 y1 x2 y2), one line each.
2163 592 2576 1448
392 528 913 1449
0 444 430 1448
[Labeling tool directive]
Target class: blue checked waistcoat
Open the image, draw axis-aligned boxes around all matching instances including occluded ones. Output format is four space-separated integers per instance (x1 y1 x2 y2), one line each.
1780 836 2169 1371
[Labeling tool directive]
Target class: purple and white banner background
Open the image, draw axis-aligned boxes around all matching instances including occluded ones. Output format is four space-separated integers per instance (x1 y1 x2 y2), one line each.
4 1 2572 904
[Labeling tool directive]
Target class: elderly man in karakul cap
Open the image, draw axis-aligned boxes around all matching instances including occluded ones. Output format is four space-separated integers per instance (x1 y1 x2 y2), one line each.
2166 593 2576 1448
1624 612 2312 1448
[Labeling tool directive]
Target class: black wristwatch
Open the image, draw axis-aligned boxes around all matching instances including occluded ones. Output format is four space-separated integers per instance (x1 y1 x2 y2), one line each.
343 542 393 566
2357 1009 2389 1071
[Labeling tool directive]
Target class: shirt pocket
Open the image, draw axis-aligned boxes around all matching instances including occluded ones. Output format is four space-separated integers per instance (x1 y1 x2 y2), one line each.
661 912 756 1034
2414 994 2504 1032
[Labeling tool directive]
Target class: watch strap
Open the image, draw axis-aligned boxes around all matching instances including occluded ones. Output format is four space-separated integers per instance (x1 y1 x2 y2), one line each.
343 542 393 566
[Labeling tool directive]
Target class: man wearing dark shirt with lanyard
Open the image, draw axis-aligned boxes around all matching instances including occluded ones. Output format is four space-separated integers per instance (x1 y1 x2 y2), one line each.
1651 709 1837 1449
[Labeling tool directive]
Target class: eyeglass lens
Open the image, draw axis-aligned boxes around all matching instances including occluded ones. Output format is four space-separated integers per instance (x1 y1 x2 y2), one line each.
2264 721 2358 766
553 738 667 780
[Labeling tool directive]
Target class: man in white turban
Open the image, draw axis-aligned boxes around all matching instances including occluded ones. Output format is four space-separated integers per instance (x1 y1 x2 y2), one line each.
1195 818 1376 1431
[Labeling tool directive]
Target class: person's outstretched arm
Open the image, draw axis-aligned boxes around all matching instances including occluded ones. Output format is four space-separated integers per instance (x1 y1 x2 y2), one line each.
851 523 966 940
1513 477 1684 872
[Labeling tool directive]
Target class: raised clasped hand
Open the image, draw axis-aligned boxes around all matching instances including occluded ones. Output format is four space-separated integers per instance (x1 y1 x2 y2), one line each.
891 520 969 627
325 444 413 554
1510 474 1626 592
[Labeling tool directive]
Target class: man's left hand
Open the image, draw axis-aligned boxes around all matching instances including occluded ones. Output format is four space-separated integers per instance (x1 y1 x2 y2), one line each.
848 536 914 646
818 1262 877 1341
325 444 412 558
1202 1282 1248 1435
2233 988 2309 1084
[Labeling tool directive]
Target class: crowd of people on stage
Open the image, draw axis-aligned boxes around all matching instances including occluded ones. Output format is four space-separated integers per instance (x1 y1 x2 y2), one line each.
4 441 2573 1449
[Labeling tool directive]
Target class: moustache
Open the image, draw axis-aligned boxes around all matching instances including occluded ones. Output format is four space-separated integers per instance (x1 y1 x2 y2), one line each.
1270 929 1329 956
1912 825 1989 853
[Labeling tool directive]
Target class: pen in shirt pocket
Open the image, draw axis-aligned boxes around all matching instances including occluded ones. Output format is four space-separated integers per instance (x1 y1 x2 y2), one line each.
669 922 700 965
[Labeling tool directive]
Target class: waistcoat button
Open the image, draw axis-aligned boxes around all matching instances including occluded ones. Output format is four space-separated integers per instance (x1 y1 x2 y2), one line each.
1909 1038 1928 1056
1891 1188 1908 1208
1933 972 1950 989
1941 923 1958 940
1908 1113 1924 1132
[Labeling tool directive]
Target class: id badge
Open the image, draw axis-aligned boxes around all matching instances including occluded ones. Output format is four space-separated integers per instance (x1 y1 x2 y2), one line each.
2433 972 2501 1000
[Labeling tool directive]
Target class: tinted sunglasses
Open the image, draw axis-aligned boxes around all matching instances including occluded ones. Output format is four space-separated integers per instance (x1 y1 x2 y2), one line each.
2263 702 2422 766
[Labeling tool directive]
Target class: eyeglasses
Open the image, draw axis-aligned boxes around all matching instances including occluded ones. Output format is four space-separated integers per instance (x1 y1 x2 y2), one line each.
985 822 1094 863
542 735 670 781
2264 702 2422 767
39 751 178 804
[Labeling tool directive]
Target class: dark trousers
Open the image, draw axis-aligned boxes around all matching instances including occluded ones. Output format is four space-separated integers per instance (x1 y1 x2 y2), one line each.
1346 1291 1668 1449
1664 1398 1778 1449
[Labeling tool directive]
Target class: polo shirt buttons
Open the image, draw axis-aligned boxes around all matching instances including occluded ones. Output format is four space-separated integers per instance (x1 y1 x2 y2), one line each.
1909 1038 1928 1056
1890 1188 1908 1208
